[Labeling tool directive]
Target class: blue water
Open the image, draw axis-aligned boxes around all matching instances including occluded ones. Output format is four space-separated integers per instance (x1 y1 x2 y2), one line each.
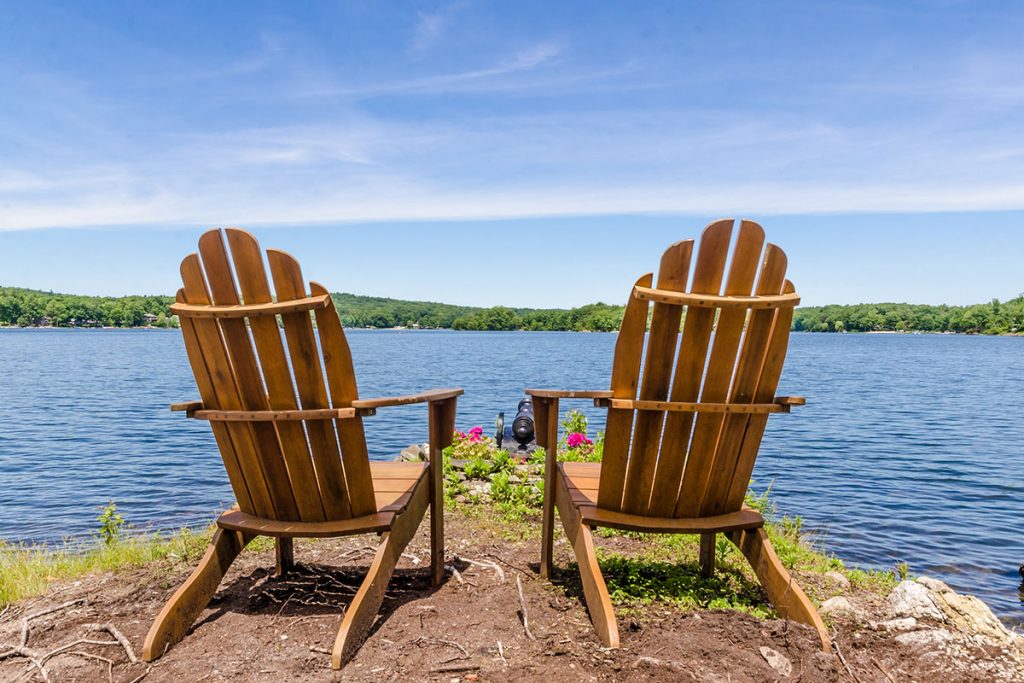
1 329 1022 625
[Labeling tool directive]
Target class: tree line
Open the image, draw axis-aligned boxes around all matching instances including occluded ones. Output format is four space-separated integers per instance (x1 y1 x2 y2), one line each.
2 286 1022 335
0 288 177 328
792 297 1024 335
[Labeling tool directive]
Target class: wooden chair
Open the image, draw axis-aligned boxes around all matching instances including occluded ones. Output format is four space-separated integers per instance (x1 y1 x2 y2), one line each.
528 219 830 652
142 228 461 670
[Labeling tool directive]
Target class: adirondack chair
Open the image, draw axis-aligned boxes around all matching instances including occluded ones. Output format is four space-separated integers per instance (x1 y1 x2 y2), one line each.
142 228 461 670
528 219 830 652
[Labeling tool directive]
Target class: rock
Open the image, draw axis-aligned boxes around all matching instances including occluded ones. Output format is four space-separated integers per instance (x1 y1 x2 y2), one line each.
872 617 918 631
916 576 1019 645
887 580 944 621
399 444 426 461
895 628 954 648
631 656 683 672
820 596 864 621
824 570 851 590
466 482 491 497
759 646 792 677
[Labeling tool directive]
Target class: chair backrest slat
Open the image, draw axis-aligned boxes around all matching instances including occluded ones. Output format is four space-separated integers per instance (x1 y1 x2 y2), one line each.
674 221 765 517
197 232 302 522
698 243 788 515
647 220 732 516
311 281 378 517
223 230 328 522
176 228 375 523
179 254 278 519
620 240 693 514
596 273 652 510
175 292 257 514
599 219 797 519
719 278 797 512
267 248 354 520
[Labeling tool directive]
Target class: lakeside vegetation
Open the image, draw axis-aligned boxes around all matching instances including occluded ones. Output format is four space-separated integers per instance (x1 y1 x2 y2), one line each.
3 286 1023 335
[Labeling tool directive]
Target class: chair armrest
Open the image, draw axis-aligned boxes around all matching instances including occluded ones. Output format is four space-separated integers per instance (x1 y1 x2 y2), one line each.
352 388 463 415
525 389 613 404
774 396 806 406
170 401 203 413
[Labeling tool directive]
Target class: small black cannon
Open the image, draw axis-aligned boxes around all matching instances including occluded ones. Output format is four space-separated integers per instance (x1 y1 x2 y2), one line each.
495 397 537 452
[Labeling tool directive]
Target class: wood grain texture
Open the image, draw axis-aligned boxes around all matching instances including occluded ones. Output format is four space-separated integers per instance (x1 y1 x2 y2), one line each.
607 399 791 414
728 527 831 652
311 281 377 518
174 295 255 514
622 240 693 515
332 472 430 669
701 238 787 515
525 389 614 399
597 272 653 511
699 533 715 578
555 469 619 648
180 253 276 519
721 279 799 512
226 228 326 522
675 221 765 517
169 294 330 318
632 287 799 309
191 407 357 422
428 397 457 586
648 219 732 517
353 388 463 409
534 396 559 579
142 529 250 661
198 230 301 521
268 250 352 520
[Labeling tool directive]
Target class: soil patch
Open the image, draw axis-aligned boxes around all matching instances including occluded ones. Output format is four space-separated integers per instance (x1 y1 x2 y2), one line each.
1 512 1020 682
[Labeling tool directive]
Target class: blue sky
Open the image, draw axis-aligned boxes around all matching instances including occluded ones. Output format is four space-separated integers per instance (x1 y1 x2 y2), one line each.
1 1 1022 307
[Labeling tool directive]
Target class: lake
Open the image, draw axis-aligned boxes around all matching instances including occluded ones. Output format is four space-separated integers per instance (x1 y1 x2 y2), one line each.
1 328 1022 625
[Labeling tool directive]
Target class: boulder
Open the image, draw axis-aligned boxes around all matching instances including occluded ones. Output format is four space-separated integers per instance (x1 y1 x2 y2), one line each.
886 580 944 621
820 596 865 621
916 576 1018 646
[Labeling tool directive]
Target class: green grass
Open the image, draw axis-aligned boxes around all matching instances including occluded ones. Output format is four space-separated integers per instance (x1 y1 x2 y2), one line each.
0 527 212 607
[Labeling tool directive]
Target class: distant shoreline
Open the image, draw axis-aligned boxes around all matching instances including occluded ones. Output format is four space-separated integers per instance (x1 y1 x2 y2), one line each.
3 286 1021 335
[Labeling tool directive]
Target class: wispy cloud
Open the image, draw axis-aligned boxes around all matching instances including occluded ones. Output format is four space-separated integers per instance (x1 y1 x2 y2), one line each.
409 2 468 58
289 42 566 99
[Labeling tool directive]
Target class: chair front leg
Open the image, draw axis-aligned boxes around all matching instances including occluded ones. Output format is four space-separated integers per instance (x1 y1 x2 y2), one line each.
533 396 559 579
427 396 457 587
143 528 252 661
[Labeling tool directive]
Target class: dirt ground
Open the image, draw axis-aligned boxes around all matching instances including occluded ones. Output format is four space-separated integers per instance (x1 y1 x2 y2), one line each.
1 513 1021 682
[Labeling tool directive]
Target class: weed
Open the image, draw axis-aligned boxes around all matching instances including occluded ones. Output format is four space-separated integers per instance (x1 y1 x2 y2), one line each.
96 500 125 546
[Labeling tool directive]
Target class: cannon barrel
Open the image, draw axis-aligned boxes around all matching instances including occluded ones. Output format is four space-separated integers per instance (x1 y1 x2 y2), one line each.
512 397 535 445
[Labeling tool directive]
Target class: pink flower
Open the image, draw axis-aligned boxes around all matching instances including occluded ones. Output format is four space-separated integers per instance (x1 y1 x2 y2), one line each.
566 432 593 448
468 426 484 443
